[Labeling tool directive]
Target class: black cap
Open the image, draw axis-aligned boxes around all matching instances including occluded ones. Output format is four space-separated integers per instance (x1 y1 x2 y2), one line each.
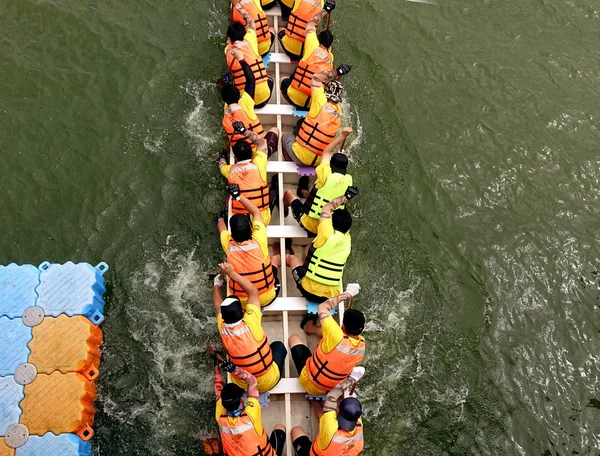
330 153 348 174
342 309 365 335
338 397 362 431
221 383 245 411
221 296 244 324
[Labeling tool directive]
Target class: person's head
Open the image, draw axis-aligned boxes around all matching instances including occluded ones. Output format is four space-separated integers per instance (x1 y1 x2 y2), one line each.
229 214 252 242
324 80 344 104
318 29 334 48
226 22 246 43
332 209 352 233
221 382 245 412
337 397 362 431
232 140 252 161
221 83 241 105
220 295 244 324
342 308 365 336
330 153 348 174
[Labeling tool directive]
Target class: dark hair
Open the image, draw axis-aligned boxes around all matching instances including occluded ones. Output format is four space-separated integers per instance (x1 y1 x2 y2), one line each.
221 296 244 323
227 22 246 43
342 309 365 336
230 214 252 242
221 383 245 411
318 29 334 48
332 209 352 233
222 83 241 105
232 141 252 161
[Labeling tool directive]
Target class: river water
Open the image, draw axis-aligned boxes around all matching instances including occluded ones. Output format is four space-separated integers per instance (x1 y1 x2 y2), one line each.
1 0 599 454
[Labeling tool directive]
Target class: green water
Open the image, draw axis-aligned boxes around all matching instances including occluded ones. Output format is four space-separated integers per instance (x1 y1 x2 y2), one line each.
2 0 600 454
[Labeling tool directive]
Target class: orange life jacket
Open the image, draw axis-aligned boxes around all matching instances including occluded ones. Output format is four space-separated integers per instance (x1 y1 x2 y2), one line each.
291 47 333 96
296 103 341 157
225 41 268 92
227 161 270 213
310 423 364 456
219 411 276 456
227 238 274 296
305 335 365 391
220 319 274 376
285 0 322 43
232 0 270 45
223 104 265 145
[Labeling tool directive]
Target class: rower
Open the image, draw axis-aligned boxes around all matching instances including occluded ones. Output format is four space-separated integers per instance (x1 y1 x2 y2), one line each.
213 262 287 393
213 357 286 456
278 0 334 62
219 127 278 225
226 6 273 108
231 0 274 57
283 127 353 236
281 65 351 167
288 285 365 397
280 9 343 110
291 373 365 456
284 187 358 302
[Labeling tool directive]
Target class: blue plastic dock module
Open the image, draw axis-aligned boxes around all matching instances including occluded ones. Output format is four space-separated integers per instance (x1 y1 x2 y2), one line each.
35 262 109 324
0 375 24 436
16 433 92 456
0 318 32 377
0 264 40 319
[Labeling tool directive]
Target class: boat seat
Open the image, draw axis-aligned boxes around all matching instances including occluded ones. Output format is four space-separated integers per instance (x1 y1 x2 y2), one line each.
265 6 283 17
269 52 291 64
267 225 308 239
263 297 306 313
256 104 295 116
267 161 299 173
269 378 306 395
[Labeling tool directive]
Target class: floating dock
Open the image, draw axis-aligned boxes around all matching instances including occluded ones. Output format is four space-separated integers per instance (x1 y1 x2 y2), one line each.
0 262 108 456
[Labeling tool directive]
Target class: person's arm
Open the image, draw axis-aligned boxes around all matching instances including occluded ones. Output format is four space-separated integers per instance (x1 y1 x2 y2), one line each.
234 2 255 30
232 366 259 399
321 127 352 164
319 195 347 223
311 68 337 94
243 129 267 153
306 9 327 34
217 218 227 235
214 365 225 399
227 185 264 225
317 291 353 323
219 262 260 304
322 376 355 413
213 274 224 315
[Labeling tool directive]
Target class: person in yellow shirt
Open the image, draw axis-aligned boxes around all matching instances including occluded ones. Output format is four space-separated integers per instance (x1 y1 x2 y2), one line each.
277 0 330 61
288 285 365 396
219 129 278 225
283 127 353 236
217 185 280 307
213 262 288 393
226 15 273 107
232 0 273 57
213 357 286 455
290 374 365 456
281 64 350 167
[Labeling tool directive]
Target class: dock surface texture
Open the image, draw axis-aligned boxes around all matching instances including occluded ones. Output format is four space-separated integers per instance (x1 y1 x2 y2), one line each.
0 262 108 456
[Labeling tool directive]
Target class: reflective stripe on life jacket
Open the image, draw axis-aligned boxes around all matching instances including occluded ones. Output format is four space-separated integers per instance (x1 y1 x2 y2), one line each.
227 161 270 212
291 47 333 96
232 0 270 43
305 335 365 391
220 319 274 376
219 412 276 456
304 230 351 286
223 104 265 145
225 41 268 92
296 103 341 156
310 423 364 456
303 172 353 219
285 0 322 43
227 239 274 295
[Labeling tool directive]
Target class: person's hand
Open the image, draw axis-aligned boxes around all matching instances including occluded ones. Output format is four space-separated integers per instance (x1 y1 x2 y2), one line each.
323 0 336 13
341 127 352 138
231 49 244 61
220 359 236 373
345 283 360 297
213 274 224 288
232 121 246 135
215 210 227 223
209 349 225 366
218 148 228 163
218 262 235 277
349 366 365 382
336 63 351 76
344 186 359 201
227 184 242 201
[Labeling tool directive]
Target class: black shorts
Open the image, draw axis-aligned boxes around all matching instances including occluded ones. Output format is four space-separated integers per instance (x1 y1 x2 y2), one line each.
289 200 316 237
292 266 327 303
263 266 281 307
290 344 312 376
292 435 312 456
